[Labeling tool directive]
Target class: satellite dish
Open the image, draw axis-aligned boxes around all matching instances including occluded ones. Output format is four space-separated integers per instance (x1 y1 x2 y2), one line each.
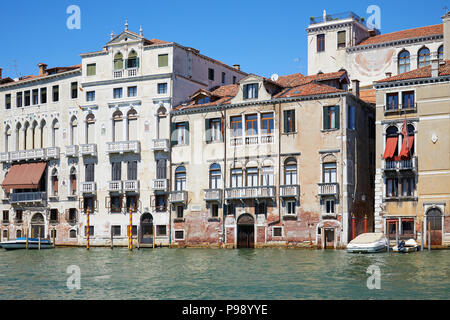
271 74 279 82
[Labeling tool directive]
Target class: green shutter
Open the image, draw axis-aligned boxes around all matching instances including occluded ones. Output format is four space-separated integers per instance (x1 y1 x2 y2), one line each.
136 57 140 68
323 106 329 129
185 122 190 145
243 85 248 100
255 84 259 99
205 119 211 143
292 110 296 132
87 64 96 76
335 106 340 129
171 123 177 146
283 111 288 133
159 54 168 67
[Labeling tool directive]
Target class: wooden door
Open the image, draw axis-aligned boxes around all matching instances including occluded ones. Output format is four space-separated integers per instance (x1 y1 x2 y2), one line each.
428 209 442 246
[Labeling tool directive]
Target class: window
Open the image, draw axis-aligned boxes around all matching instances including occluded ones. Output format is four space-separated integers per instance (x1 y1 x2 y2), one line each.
261 167 274 186
5 94 11 109
87 63 96 76
209 164 222 189
231 169 243 188
157 83 168 94
246 114 258 136
126 195 138 212
231 116 242 137
127 161 138 181
175 230 184 240
2 210 9 222
402 91 415 109
50 229 57 239
222 72 226 84
112 226 121 237
71 82 78 99
256 202 267 215
83 197 95 213
176 206 184 219
347 105 355 130
110 196 122 213
211 204 219 218
323 106 339 130
172 122 188 145
111 162 121 181
70 229 77 238
16 210 23 222
198 97 210 104
17 92 23 108
50 209 58 223
386 178 399 197
16 230 22 238
24 91 31 106
158 54 169 68
273 227 282 237
68 208 77 222
227 203 236 215
85 164 95 182
246 168 258 187
84 226 94 236
155 195 167 212
284 159 297 185
127 51 139 69
418 47 430 68
175 166 186 191
157 225 167 236
438 45 444 61
286 201 296 215
208 68 215 81
401 219 414 235
261 113 274 134
233 76 237 84
325 199 335 214
317 34 325 52
401 177 415 197
386 93 399 110
128 86 137 97
337 31 346 48
323 163 337 183
52 86 59 102
398 50 410 74
51 169 59 196
86 91 95 102
40 88 47 104
206 118 222 143
114 52 124 70
156 159 167 180
113 88 123 99
284 110 296 133
243 84 258 100
32 89 39 105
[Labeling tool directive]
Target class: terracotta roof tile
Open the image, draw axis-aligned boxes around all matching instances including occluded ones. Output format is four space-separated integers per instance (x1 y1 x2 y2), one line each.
274 82 344 98
358 24 443 46
358 89 376 104
377 60 450 82
276 71 347 87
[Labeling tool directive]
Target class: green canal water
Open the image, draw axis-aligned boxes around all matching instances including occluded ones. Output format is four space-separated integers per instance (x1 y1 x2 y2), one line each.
0 248 449 300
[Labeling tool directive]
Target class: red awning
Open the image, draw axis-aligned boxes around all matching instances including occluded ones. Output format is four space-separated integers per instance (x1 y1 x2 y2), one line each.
399 136 414 158
383 137 398 159
1 162 47 192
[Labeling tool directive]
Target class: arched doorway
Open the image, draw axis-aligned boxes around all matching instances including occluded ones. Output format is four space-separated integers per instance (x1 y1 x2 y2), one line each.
31 213 45 239
427 208 442 246
140 213 154 244
237 214 255 249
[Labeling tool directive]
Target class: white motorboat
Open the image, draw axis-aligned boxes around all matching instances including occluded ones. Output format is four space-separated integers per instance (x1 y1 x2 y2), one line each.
346 232 388 253
393 239 420 253
0 238 53 250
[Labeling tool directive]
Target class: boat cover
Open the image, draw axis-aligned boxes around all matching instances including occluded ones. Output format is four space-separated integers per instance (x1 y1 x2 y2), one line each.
349 232 385 244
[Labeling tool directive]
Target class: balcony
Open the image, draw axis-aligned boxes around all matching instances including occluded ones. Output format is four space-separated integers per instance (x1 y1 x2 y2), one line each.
66 145 79 157
0 152 9 163
280 185 300 199
106 141 140 155
231 135 274 146
383 157 417 172
10 192 47 204
10 149 46 162
127 68 138 77
318 183 339 196
204 189 223 202
225 186 276 200
108 181 122 193
81 182 97 194
153 179 168 192
46 147 60 159
384 103 417 115
113 70 123 79
123 180 139 193
80 144 97 157
152 139 170 152
169 191 188 204
1 220 9 225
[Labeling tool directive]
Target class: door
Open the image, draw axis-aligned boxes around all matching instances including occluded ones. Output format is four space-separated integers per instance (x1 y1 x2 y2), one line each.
427 209 442 246
140 213 154 244
31 213 45 239
325 228 335 249
237 214 255 249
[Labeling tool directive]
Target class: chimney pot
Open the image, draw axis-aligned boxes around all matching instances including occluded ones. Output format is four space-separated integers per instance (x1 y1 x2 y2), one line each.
233 64 240 71
38 63 48 76
352 79 360 99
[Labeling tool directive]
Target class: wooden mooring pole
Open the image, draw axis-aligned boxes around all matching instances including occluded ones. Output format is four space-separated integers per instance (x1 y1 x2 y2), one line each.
352 214 355 240
428 221 431 252
421 221 424 251
364 215 367 233
26 228 29 250
153 224 155 249
38 228 41 251
111 229 114 250
52 229 55 248
86 208 90 251
129 209 133 251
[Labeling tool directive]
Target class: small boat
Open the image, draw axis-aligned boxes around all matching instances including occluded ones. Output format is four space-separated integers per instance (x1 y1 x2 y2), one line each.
347 232 388 253
393 239 420 253
0 238 53 250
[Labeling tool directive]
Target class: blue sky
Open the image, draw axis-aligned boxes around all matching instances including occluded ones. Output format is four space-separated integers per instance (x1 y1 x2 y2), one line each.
0 0 447 79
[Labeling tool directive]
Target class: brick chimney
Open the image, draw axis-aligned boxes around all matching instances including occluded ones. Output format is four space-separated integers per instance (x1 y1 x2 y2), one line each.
352 79 360 99
431 58 439 78
233 64 241 71
443 11 450 60
38 63 48 76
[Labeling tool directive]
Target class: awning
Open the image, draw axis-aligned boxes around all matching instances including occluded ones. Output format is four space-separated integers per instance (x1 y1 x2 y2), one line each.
399 136 414 158
383 137 398 159
2 162 47 192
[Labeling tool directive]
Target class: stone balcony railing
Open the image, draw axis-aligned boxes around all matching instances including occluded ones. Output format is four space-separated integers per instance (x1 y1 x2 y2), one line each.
152 139 170 152
10 192 47 204
204 189 223 202
152 179 168 191
81 182 97 194
80 144 97 157
123 180 139 193
0 152 10 163
230 134 274 146
106 141 140 154
169 191 188 204
318 183 339 196
383 157 417 172
46 147 60 159
66 145 79 157
280 185 300 199
127 68 138 77
108 181 123 193
225 186 276 200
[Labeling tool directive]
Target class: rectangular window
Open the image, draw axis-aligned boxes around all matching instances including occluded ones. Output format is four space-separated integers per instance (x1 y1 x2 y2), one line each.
155 195 167 212
401 219 414 235
32 89 39 105
211 204 219 218
317 34 325 52
284 110 296 133
24 91 31 106
243 83 258 100
50 209 58 222
128 86 137 97
84 226 94 236
127 161 138 180
16 210 23 222
5 94 11 109
71 82 78 99
52 86 59 102
323 163 337 183
256 202 267 215
386 178 398 197
231 116 242 137
83 197 95 213
87 64 96 76
261 113 274 134
2 210 9 222
261 167 274 186
206 118 222 143
126 195 138 212
222 72 226 84
401 177 415 197
113 88 123 99
231 169 243 188
176 122 186 145
17 92 23 108
157 225 167 236
402 91 415 109
246 114 258 136
347 105 355 130
86 91 95 102
112 225 121 237
337 31 346 48
40 88 47 104
323 106 339 130
175 230 184 240
386 93 399 110
85 164 95 182
158 54 169 67
273 227 282 237
286 201 296 215
110 196 122 213
176 206 184 219
208 68 215 81
157 83 168 94
325 199 335 214
111 162 122 181
233 76 237 84
246 168 258 187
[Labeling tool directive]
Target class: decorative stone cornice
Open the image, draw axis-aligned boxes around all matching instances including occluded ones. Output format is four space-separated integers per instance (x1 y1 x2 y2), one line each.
374 74 450 89
347 34 443 53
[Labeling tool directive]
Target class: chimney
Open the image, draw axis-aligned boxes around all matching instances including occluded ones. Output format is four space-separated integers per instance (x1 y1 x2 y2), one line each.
0 67 2 79
352 79 360 99
233 64 241 71
443 11 450 60
38 63 48 76
431 58 439 78
385 72 392 78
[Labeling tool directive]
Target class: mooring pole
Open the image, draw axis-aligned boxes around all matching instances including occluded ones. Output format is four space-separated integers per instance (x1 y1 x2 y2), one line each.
26 228 29 250
52 229 55 248
38 228 41 251
428 221 431 252
111 228 114 250
364 214 367 233
395 221 399 246
153 224 155 249
129 209 133 251
86 208 90 251
421 220 424 251
352 214 355 240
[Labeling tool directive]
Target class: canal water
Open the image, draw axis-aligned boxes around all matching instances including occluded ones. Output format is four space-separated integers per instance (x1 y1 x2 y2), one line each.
0 248 449 300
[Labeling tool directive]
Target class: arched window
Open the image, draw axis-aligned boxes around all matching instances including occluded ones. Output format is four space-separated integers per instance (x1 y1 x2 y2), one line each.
40 120 47 148
15 122 22 151
418 47 430 68
284 158 298 185
70 117 78 145
114 52 124 70
175 166 186 191
383 126 399 159
398 50 410 74
127 109 138 141
31 121 38 149
113 111 123 142
209 163 222 189
438 45 444 61
4 125 11 152
86 114 95 144
70 167 77 196
23 122 30 150
52 120 59 147
386 126 398 137
127 50 139 69
51 168 59 196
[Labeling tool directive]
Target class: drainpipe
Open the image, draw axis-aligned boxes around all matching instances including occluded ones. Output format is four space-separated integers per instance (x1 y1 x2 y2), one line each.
340 95 345 245
222 107 227 246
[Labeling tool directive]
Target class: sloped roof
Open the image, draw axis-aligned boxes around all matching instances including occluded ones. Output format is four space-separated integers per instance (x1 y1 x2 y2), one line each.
276 71 348 87
274 82 345 98
377 60 450 83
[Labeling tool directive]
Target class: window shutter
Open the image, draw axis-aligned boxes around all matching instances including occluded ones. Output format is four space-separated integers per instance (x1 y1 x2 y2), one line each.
335 106 340 129
243 85 248 100
136 57 140 68
171 123 177 146
185 122 190 145
283 111 289 133
254 84 259 99
323 107 329 129
205 119 211 143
